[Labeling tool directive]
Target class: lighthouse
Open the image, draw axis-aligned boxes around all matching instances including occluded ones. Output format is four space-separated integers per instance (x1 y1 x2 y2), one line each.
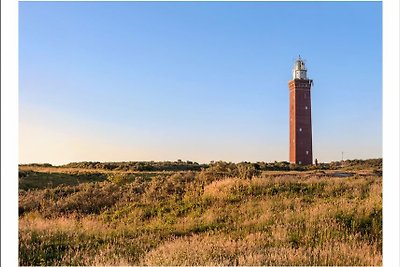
288 56 313 165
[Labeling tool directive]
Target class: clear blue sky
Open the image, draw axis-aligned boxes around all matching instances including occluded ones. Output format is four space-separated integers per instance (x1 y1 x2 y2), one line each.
19 1 382 165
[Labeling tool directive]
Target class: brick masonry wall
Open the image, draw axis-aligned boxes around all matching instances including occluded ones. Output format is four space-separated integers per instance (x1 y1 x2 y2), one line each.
288 79 313 165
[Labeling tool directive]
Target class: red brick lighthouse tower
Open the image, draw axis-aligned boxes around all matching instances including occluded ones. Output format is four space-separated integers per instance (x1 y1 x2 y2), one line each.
288 56 313 165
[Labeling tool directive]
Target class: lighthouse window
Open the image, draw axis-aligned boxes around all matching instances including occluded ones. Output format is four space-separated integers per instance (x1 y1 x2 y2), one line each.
299 128 302 132
305 106 308 110
306 151 309 155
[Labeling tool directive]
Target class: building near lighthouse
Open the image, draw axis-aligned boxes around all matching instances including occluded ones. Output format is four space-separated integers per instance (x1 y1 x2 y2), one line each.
288 57 313 165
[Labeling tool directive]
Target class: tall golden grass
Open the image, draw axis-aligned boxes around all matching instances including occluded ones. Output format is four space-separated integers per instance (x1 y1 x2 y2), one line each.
19 169 382 266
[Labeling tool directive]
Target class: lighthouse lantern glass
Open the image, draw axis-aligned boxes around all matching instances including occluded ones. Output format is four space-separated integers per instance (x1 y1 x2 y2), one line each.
292 59 308 80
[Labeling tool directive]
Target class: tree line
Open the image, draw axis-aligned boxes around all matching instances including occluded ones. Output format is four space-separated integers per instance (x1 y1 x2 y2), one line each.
19 158 382 172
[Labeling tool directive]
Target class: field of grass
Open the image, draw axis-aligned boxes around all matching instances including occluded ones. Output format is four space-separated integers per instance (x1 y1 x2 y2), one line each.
19 161 382 266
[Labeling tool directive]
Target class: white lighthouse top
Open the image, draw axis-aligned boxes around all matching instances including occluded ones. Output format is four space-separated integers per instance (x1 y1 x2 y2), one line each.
292 56 308 80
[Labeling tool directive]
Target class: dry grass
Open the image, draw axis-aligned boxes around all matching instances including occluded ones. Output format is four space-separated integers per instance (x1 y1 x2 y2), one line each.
19 169 382 266
143 232 381 266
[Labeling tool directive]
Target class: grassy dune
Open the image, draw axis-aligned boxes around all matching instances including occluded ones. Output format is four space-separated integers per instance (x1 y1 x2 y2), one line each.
19 163 382 266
